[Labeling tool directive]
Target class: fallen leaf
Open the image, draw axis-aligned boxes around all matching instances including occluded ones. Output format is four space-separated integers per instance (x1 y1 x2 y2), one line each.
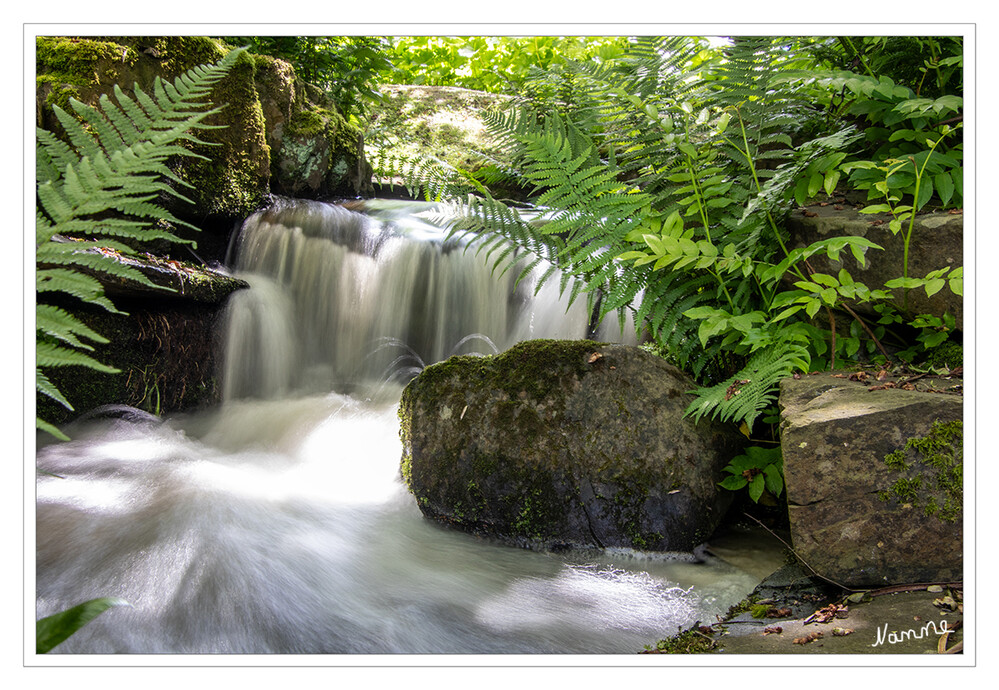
831 627 854 637
725 379 750 401
926 585 944 593
793 631 824 645
933 595 958 611
803 603 849 624
763 626 783 635
587 352 603 363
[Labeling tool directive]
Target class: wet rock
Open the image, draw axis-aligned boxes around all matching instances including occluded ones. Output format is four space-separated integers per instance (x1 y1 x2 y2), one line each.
399 340 744 552
779 373 963 588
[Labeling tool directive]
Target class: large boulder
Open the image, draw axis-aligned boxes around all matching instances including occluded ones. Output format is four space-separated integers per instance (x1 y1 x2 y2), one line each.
399 340 745 552
779 372 963 588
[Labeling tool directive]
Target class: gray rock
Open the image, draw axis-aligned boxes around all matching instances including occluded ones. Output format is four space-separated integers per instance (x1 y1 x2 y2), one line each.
779 373 963 588
399 340 744 552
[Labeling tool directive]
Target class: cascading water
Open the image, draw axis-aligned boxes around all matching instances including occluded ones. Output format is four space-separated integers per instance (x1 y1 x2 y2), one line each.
35 198 763 655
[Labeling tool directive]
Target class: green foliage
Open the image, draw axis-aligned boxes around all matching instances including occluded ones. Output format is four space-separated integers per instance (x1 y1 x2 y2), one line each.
224 36 391 118
35 47 244 437
388 35 964 429
780 37 963 209
382 36 630 94
718 445 784 503
37 597 130 653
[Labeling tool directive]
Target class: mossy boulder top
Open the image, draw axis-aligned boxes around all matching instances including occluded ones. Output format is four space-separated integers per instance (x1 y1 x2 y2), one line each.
399 340 745 553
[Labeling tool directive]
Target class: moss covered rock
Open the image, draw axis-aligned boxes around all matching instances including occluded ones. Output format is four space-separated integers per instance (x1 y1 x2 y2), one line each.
399 340 744 552
35 36 372 235
779 372 963 587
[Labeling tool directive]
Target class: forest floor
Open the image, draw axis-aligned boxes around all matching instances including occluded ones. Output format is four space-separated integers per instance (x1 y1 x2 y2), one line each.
647 523 965 656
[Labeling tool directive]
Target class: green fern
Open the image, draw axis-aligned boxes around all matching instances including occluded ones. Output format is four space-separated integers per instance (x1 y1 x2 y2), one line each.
36 46 245 436
685 337 811 428
389 37 890 429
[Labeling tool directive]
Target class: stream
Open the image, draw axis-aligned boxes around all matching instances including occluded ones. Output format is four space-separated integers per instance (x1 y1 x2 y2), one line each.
35 199 766 654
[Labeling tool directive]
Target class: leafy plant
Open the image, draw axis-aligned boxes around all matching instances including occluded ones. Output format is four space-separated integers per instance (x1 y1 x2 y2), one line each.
35 46 245 438
386 36 962 431
718 445 784 503
381 36 630 95
37 597 130 653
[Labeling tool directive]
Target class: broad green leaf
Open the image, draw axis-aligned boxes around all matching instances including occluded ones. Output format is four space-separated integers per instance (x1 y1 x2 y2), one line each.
810 273 839 288
805 298 822 319
949 267 963 296
934 172 955 206
37 598 130 653
763 463 784 497
748 473 766 502
858 204 892 215
719 475 748 491
924 278 946 297
823 170 841 197
885 276 925 289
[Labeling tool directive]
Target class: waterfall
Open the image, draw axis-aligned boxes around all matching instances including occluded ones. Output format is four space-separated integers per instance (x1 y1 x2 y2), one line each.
34 198 762 656
220 198 619 400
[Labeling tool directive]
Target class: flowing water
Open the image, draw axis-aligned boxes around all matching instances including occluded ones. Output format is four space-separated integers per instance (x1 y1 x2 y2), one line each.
35 199 764 655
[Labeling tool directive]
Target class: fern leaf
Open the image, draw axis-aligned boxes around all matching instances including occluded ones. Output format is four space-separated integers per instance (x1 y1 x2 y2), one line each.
36 369 73 411
35 47 245 435
36 268 120 312
36 304 109 350
36 340 119 374
685 338 811 428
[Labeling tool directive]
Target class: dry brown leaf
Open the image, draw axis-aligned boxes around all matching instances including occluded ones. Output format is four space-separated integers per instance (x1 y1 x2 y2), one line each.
793 631 824 645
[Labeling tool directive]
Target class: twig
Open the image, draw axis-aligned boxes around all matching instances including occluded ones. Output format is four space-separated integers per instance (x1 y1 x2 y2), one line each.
838 302 894 364
742 513 851 591
866 582 962 597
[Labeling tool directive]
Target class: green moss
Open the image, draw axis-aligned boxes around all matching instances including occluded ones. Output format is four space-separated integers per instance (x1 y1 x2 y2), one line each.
878 420 962 522
925 341 963 370
287 107 331 137
726 594 759 618
646 628 716 654
36 37 140 111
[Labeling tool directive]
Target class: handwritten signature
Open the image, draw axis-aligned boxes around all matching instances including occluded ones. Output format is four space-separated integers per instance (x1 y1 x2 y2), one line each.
871 620 954 647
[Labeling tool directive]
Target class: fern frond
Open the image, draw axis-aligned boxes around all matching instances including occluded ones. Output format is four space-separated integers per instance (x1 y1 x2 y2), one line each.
36 340 119 374
37 368 73 411
685 337 810 428
36 268 119 312
36 304 109 350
